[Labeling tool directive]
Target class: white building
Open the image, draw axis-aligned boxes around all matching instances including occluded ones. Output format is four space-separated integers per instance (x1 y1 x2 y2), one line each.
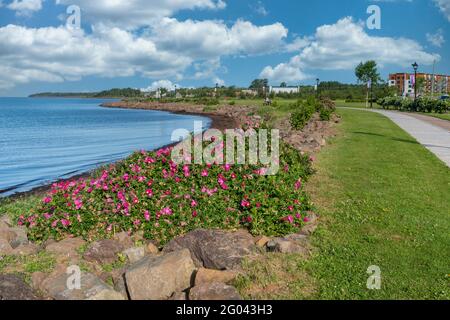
269 86 300 94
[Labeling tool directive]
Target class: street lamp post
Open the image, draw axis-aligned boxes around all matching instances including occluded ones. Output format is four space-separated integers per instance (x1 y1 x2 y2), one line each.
412 62 418 101
174 85 177 97
215 83 219 98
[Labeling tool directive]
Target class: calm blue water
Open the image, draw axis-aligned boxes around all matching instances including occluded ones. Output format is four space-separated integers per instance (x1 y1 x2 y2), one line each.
0 98 211 196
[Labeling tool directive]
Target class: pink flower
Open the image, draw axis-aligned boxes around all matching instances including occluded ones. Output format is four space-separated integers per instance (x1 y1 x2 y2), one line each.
192 210 198 218
201 169 209 177
51 220 58 228
133 219 141 226
74 199 83 210
43 213 52 220
160 207 173 216
183 165 190 177
303 217 310 223
146 189 153 197
191 200 198 207
241 199 251 208
288 206 294 211
61 219 71 227
287 215 294 224
294 179 302 190
224 164 231 171
144 210 150 221
43 196 52 204
122 173 130 182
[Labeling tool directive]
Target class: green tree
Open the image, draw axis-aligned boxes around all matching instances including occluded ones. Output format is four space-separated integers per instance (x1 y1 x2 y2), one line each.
280 82 287 87
355 61 381 108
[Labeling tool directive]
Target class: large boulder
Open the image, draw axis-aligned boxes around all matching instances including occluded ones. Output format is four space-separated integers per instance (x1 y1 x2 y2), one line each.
83 239 124 265
40 269 124 300
189 282 242 300
8 227 29 248
266 237 309 255
122 246 145 264
195 268 238 285
0 274 38 300
163 229 256 270
0 239 13 255
45 237 86 262
125 249 195 300
11 243 39 256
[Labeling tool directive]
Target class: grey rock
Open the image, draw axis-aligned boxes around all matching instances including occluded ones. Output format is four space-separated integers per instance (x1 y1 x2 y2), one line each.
0 239 13 255
83 239 124 265
45 237 86 261
113 231 134 249
266 238 309 255
8 227 28 248
189 282 242 300
40 269 124 300
169 291 187 301
163 229 256 270
125 249 195 300
0 274 38 300
11 243 39 256
123 246 145 264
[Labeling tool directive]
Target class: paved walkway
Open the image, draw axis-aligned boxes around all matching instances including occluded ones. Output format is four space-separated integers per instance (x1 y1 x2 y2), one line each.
340 108 450 167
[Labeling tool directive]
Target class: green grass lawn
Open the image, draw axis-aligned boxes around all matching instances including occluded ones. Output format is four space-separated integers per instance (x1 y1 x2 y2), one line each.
237 108 450 300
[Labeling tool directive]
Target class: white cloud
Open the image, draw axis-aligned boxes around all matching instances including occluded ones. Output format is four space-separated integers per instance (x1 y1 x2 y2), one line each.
55 0 227 29
7 0 43 16
434 0 450 21
426 29 445 47
254 1 268 16
151 18 288 59
260 61 310 83
0 24 191 89
284 36 311 52
260 17 439 83
141 80 179 92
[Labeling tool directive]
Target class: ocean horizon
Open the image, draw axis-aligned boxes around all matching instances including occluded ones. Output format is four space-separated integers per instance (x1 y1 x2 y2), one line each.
0 97 211 197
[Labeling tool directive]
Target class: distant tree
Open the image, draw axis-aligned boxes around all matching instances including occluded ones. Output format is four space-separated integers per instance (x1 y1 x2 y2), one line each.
355 61 381 107
249 79 268 89
280 82 287 87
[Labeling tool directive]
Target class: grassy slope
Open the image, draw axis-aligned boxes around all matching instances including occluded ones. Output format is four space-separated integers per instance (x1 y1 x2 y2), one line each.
237 108 450 300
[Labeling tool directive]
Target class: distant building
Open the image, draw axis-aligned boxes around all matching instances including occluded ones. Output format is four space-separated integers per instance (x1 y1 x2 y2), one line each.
269 86 300 94
241 89 258 96
389 73 450 97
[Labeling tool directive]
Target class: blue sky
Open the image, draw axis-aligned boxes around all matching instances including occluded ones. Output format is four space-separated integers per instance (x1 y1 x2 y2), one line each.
0 0 448 96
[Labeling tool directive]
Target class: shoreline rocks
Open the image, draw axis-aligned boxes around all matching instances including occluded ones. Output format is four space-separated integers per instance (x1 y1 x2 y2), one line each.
125 249 195 300
163 229 256 270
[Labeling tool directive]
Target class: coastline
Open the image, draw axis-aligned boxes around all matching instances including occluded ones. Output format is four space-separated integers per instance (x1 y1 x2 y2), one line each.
3 101 243 201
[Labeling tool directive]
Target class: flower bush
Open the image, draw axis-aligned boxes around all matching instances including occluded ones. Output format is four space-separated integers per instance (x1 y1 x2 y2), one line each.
20 130 315 246
290 97 335 129
377 96 450 113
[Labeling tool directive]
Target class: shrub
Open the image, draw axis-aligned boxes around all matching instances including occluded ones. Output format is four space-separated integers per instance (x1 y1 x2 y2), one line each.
20 131 315 245
290 103 315 130
377 96 449 113
229 101 236 106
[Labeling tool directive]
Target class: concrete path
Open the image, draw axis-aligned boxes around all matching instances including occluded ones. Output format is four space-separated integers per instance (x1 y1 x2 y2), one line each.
340 108 450 167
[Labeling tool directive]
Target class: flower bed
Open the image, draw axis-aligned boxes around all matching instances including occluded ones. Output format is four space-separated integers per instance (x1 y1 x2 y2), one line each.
20 131 315 246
